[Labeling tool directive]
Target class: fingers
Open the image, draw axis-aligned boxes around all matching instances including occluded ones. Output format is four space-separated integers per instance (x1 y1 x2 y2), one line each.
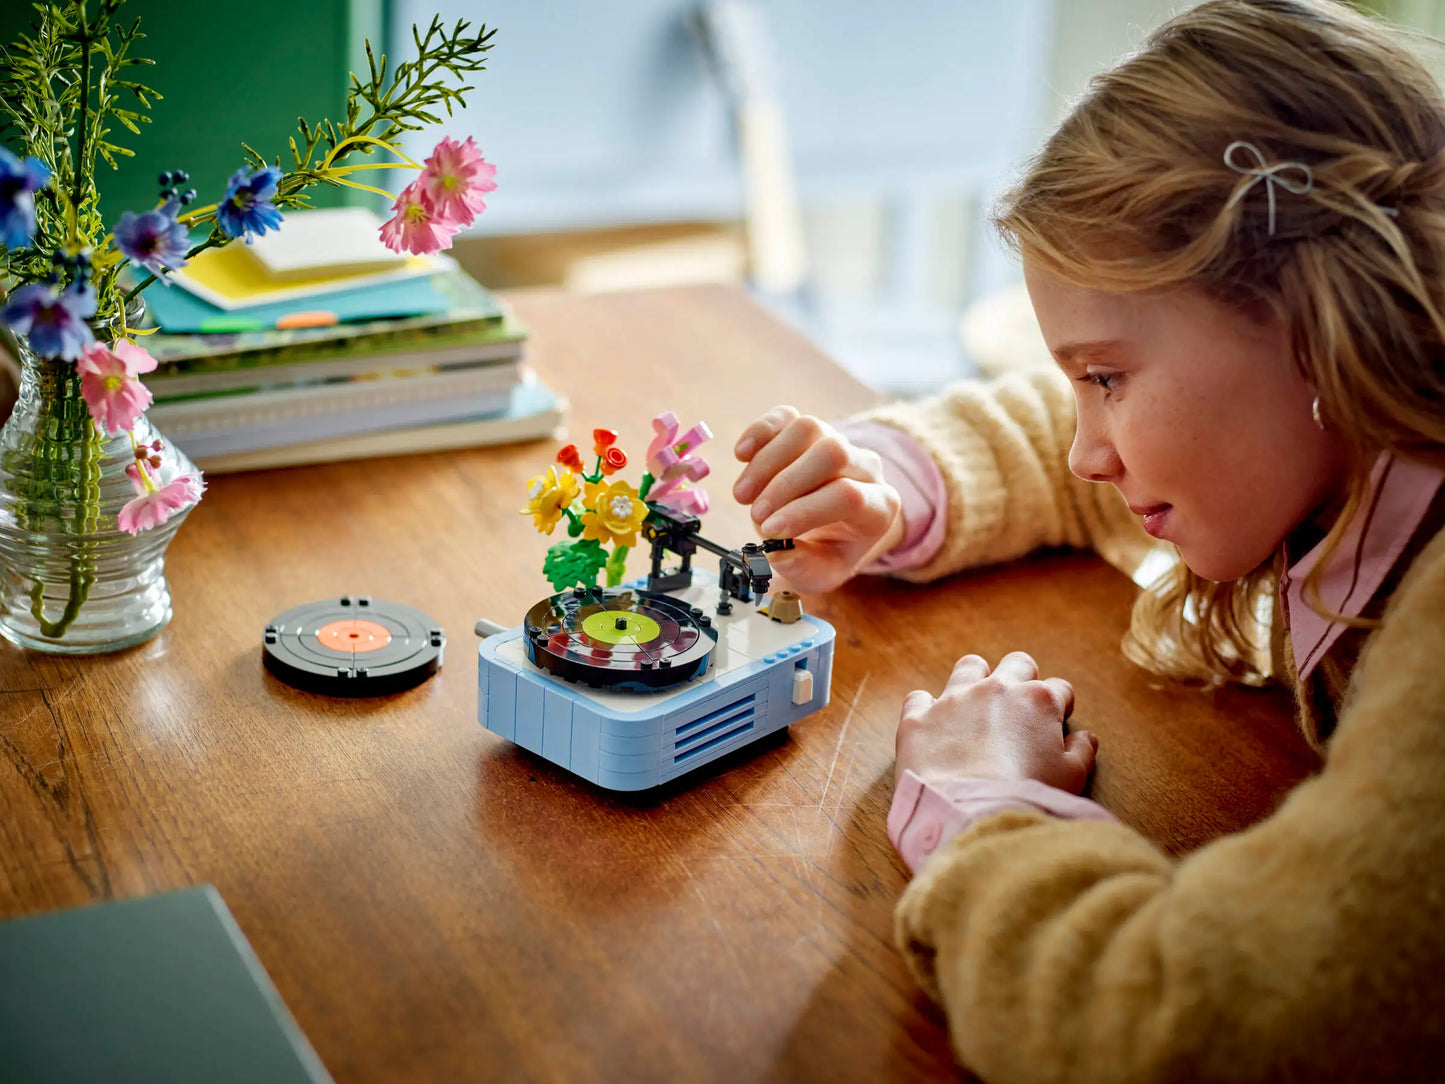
1040 676 1075 719
942 653 990 693
749 435 882 528
734 414 826 507
993 651 1039 682
733 405 800 464
901 689 934 719
1060 728 1099 786
754 477 895 542
760 545 854 595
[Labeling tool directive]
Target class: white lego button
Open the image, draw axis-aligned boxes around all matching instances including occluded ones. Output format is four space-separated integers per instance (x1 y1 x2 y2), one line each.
791 667 814 705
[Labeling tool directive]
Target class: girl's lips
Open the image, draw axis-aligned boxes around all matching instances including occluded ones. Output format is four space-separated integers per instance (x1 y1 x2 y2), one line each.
1137 504 1173 539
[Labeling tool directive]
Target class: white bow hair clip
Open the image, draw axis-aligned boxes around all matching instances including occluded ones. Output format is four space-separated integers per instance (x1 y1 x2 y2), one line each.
1223 141 1314 236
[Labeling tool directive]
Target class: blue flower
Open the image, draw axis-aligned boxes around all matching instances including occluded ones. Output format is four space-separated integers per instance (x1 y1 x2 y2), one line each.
216 166 284 241
113 196 190 279
0 146 52 250
1 280 97 361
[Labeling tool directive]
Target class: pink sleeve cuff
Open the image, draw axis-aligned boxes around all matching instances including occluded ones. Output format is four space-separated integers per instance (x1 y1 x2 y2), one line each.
834 420 947 574
887 770 1120 875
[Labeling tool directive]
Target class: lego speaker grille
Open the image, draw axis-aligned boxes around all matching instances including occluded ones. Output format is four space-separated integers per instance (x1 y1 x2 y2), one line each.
478 571 835 792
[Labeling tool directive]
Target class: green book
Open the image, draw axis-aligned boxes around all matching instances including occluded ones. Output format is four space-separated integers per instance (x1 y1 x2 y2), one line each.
143 268 510 367
146 316 528 399
0 886 332 1083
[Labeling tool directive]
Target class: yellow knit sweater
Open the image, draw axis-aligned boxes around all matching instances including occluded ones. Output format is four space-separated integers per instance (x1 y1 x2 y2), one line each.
853 370 1445 1082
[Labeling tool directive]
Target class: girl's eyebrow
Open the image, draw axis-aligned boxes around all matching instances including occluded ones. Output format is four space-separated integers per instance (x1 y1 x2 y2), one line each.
1051 339 1123 365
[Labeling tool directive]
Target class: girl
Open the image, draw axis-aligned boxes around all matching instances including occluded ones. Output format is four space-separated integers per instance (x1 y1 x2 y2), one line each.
731 1 1445 1079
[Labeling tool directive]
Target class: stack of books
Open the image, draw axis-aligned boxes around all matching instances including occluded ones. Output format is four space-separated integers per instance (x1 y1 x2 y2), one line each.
133 208 566 473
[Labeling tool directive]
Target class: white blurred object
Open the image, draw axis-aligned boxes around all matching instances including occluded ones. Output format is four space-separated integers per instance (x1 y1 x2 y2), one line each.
694 0 809 295
958 282 1054 379
246 207 408 280
563 231 747 293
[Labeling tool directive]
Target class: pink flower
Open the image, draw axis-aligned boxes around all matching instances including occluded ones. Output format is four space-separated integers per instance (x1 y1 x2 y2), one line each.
77 339 158 434
653 485 709 517
117 470 205 535
418 136 496 227
378 181 463 255
645 412 712 508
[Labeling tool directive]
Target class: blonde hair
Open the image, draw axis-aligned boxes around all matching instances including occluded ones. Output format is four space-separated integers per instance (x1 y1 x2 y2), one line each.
995 0 1445 685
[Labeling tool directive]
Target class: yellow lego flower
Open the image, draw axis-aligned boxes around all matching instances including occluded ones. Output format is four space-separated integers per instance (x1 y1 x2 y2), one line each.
580 478 648 548
521 465 580 534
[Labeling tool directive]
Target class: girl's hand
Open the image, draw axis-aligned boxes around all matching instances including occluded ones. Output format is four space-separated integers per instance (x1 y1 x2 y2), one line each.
732 406 903 594
895 651 1098 793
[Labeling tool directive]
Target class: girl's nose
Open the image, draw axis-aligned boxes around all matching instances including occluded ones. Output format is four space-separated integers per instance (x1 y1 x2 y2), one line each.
1068 419 1123 484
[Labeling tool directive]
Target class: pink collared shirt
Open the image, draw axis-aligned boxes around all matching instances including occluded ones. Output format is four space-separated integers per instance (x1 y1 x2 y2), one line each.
845 423 1444 876
834 420 948 574
1283 452 1445 681
889 772 1121 874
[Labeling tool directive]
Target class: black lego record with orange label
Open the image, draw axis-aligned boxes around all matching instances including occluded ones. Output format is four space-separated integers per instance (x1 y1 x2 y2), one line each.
523 586 717 692
263 596 444 697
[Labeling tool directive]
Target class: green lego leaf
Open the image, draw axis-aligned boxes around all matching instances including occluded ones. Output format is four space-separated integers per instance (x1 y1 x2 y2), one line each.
603 544 630 587
542 538 608 592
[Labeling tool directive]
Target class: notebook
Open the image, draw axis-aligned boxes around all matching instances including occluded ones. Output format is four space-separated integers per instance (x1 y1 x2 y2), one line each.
141 272 510 367
150 361 523 459
194 372 568 473
0 885 332 1083
245 207 410 281
147 261 462 332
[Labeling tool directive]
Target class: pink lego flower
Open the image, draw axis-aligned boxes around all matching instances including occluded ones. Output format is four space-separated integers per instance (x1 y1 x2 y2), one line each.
654 484 709 517
645 412 712 510
378 181 463 255
117 468 205 535
418 136 496 227
77 339 158 434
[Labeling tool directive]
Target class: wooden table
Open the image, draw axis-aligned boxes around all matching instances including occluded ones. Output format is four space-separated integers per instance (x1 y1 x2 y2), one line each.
0 286 1320 1082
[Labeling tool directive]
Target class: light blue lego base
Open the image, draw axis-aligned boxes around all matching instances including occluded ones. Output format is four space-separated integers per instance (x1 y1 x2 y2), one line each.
478 574 835 791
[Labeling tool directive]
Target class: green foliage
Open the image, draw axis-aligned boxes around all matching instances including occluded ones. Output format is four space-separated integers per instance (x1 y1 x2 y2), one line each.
543 539 608 593
0 0 161 310
275 17 495 181
0 1 494 328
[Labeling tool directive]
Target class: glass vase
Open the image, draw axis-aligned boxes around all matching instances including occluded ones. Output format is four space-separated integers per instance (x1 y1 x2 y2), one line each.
0 337 197 654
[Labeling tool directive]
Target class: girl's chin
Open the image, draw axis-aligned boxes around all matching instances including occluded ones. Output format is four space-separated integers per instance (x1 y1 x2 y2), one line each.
1175 540 1275 584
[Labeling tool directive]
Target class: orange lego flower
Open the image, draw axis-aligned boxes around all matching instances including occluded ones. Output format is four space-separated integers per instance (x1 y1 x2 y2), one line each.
556 444 585 471
600 446 628 476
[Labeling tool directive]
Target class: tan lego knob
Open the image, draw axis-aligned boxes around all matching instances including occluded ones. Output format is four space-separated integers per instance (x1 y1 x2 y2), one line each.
766 590 804 624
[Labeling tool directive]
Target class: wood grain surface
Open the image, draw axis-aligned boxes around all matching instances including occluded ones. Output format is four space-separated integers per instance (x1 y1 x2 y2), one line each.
0 285 1319 1083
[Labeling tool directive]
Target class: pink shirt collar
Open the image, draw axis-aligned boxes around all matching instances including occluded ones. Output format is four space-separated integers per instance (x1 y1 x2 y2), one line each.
1283 453 1445 682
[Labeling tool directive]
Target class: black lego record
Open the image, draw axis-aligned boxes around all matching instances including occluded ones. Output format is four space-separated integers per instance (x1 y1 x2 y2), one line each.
524 586 718 692
263 596 445 697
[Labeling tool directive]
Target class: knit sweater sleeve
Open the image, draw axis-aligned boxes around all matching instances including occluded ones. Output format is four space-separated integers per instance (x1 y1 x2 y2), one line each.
848 369 1153 583
893 530 1445 1083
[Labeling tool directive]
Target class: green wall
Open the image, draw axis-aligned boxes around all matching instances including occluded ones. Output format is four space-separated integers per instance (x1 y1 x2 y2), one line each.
0 0 384 229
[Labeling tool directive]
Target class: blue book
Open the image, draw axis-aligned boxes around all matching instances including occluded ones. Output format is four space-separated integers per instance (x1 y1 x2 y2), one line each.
144 267 500 334
0 886 332 1083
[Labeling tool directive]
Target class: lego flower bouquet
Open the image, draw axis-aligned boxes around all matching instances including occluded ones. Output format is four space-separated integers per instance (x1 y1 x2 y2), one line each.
0 0 495 652
523 413 714 592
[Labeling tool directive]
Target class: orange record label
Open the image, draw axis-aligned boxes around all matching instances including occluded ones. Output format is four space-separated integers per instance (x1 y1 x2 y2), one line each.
315 618 392 653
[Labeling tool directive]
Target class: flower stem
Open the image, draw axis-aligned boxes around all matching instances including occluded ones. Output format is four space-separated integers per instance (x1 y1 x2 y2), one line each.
321 134 422 172
20 357 99 638
73 12 93 220
327 176 395 200
31 568 93 639
122 236 224 306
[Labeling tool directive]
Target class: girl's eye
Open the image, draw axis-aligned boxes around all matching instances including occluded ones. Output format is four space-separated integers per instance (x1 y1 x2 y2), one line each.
1081 371 1122 396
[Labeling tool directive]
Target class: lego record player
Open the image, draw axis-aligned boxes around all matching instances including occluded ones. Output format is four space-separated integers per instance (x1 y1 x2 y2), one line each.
478 507 835 791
